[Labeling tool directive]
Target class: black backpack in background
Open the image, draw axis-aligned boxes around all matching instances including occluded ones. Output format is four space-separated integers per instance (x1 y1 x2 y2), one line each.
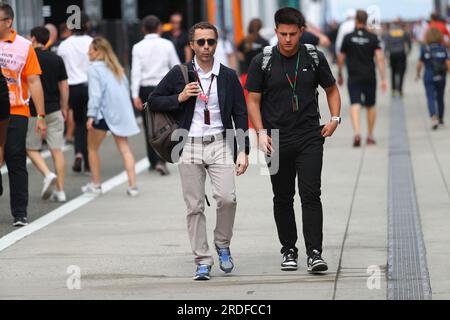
425 45 448 77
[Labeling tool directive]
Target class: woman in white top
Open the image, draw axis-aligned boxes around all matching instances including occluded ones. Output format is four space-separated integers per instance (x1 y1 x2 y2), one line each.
82 37 140 197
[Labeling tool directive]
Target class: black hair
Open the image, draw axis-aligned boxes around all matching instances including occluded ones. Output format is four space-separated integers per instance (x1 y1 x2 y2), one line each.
274 7 306 28
142 15 160 34
355 10 368 25
30 26 50 45
189 22 218 41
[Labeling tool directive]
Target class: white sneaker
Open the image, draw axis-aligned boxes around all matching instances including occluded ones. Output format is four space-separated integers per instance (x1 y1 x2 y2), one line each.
81 182 102 195
41 172 57 200
50 190 66 203
127 186 139 197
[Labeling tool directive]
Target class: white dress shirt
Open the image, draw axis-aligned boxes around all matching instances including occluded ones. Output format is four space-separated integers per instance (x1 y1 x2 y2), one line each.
57 35 93 85
188 57 225 138
131 34 180 98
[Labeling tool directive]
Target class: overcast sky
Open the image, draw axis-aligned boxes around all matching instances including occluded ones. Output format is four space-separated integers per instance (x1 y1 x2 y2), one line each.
329 0 434 21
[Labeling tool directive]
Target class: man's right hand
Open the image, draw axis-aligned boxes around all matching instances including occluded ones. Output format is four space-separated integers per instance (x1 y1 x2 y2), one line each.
133 97 143 111
258 131 273 155
178 82 201 103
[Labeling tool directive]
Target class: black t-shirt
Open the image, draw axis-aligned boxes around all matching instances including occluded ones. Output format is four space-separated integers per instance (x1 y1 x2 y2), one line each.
238 35 269 74
340 28 381 84
162 30 190 62
30 48 68 116
245 45 336 146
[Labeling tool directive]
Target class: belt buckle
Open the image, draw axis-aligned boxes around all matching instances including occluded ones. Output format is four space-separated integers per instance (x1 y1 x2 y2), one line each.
203 135 215 145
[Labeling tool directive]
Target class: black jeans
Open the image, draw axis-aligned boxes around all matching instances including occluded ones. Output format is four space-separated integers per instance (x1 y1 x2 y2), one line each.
269 129 325 257
69 84 89 170
4 115 28 217
390 53 407 93
139 86 165 167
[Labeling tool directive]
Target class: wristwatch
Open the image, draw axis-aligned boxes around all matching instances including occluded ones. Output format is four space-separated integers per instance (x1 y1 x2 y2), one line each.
331 116 341 125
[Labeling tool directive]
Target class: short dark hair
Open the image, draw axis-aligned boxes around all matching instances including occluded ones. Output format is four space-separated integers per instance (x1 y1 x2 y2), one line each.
189 22 218 41
142 15 160 34
274 7 306 28
0 3 14 21
30 26 50 45
356 10 368 25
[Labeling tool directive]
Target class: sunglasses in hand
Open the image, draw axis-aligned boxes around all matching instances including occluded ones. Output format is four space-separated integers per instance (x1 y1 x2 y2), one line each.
192 38 217 47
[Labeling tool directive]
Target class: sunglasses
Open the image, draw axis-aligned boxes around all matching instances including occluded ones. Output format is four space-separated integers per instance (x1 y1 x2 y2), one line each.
192 38 217 47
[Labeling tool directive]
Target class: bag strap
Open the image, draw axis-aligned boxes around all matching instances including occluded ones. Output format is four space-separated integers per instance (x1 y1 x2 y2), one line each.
262 46 273 72
179 64 189 84
304 43 320 68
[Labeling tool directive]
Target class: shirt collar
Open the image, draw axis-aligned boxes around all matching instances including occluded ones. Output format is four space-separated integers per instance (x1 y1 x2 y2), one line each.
194 56 221 77
144 34 159 40
1 29 17 43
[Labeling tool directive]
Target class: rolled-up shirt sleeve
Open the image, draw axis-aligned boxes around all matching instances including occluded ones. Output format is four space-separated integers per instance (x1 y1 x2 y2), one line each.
131 45 141 99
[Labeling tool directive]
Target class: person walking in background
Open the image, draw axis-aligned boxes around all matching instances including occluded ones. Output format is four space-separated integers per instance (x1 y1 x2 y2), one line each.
384 18 412 97
26 27 69 203
237 18 269 79
148 22 249 281
246 7 341 274
162 13 192 63
335 9 356 56
237 18 269 129
0 3 47 227
338 10 387 147
57 13 93 174
416 28 450 130
83 37 140 196
428 13 449 45
0 71 10 198
215 28 238 70
131 15 180 175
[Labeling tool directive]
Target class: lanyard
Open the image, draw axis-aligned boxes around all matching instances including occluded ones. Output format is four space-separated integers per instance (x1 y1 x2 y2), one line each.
192 60 216 110
280 50 301 112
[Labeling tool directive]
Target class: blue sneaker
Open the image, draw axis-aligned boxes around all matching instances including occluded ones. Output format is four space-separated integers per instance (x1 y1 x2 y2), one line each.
216 247 234 273
193 265 211 281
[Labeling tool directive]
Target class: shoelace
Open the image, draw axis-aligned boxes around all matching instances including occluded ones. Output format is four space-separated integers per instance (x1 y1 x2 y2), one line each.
197 265 210 274
309 253 322 263
284 250 297 261
218 249 231 261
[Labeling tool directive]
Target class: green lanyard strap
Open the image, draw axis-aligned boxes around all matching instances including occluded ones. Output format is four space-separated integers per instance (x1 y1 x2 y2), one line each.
281 50 301 112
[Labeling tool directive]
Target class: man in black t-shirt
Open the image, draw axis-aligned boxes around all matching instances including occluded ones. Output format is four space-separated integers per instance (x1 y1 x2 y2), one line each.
238 33 269 74
162 13 192 63
246 7 341 274
26 27 69 203
338 10 387 147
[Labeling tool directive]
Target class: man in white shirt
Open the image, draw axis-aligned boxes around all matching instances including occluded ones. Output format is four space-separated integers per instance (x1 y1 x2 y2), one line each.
131 15 180 175
335 9 356 56
57 13 93 173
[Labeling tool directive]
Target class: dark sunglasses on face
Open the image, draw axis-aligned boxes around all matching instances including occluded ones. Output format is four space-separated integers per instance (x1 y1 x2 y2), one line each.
193 38 217 47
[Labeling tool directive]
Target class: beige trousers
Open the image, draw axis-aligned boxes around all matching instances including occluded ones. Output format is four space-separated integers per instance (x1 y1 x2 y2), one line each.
178 134 237 266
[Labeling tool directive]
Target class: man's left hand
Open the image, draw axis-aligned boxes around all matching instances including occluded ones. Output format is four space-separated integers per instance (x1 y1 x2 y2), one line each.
321 121 338 138
235 152 249 176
